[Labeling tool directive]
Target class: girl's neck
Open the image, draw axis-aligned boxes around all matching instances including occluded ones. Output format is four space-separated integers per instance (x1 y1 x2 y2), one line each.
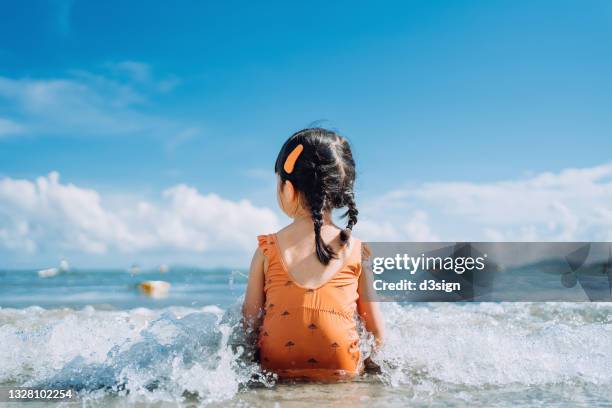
293 212 333 225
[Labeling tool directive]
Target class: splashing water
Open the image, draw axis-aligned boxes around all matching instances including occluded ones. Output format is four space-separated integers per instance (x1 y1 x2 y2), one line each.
0 302 611 406
0 303 275 405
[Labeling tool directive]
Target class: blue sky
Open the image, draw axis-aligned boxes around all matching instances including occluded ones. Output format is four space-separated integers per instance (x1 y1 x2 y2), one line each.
1 1 611 268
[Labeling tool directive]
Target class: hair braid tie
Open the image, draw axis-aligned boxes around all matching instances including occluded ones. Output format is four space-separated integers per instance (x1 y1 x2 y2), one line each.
340 192 358 243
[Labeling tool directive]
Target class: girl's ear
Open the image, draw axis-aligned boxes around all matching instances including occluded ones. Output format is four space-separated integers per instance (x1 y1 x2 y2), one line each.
277 177 300 217
283 180 298 204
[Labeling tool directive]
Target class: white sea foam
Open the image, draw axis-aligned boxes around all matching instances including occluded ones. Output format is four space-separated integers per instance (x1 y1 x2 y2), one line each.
375 302 612 388
0 305 271 404
0 303 610 406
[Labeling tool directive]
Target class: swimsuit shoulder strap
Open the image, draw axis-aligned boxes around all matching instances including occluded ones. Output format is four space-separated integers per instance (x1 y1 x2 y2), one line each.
343 238 367 280
257 233 278 261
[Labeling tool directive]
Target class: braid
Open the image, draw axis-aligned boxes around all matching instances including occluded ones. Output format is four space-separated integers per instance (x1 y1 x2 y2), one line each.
340 191 358 243
309 186 335 265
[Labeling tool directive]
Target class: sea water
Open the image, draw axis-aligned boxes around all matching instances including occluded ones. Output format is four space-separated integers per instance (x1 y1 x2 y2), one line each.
0 268 611 407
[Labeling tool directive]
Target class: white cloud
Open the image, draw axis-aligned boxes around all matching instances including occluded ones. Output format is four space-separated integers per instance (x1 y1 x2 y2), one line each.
165 126 201 152
0 62 186 138
109 61 152 83
1 163 611 266
357 163 612 242
104 61 180 92
0 172 280 261
0 117 25 137
357 211 439 242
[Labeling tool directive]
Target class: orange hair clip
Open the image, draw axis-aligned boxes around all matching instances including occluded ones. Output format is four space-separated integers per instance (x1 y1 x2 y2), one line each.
283 144 303 174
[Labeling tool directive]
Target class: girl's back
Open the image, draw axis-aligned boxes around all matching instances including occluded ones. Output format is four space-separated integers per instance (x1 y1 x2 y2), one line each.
257 226 363 380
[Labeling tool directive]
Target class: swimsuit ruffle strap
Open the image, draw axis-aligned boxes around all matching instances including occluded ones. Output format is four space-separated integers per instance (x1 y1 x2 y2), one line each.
257 234 275 260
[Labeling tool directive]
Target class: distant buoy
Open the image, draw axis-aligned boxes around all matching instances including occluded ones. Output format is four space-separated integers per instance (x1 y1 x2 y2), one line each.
59 259 70 273
129 264 141 275
139 280 171 298
38 258 70 278
38 267 59 278
159 264 169 274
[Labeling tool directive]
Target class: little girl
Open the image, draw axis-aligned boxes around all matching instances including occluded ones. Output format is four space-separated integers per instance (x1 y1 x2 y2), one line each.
243 128 384 381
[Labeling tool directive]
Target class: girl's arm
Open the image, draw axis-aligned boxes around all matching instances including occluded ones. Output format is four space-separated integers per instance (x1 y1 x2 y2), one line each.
357 244 385 347
242 247 266 329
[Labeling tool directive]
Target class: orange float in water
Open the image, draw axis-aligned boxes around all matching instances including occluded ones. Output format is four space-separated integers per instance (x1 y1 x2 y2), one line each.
139 280 171 298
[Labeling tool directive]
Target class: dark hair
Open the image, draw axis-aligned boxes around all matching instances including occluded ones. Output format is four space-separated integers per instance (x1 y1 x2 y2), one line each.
275 128 358 265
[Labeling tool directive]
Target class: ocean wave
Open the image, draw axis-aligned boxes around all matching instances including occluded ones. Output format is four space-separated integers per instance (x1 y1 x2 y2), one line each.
0 302 611 405
374 302 612 388
0 304 271 404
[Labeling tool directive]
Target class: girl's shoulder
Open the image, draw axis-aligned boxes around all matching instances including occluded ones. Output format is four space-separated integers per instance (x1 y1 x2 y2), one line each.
256 232 276 247
347 235 370 261
255 226 285 248
360 239 371 261
259 224 291 240
255 233 280 267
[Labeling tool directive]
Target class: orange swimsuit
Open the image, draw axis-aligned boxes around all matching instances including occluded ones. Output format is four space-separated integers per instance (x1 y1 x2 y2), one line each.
257 233 363 381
